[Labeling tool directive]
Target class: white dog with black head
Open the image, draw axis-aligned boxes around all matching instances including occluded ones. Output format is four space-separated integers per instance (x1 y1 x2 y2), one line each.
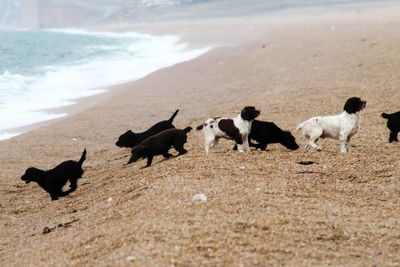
196 106 260 153
297 97 366 153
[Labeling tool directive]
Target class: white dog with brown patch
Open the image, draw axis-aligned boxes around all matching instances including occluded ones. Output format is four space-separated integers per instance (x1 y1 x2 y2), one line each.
297 97 366 153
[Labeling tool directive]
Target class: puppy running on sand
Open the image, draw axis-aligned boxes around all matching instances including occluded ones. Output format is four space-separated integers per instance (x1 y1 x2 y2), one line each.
382 111 400 143
116 109 179 148
21 149 86 201
196 106 260 153
297 97 366 153
127 127 192 168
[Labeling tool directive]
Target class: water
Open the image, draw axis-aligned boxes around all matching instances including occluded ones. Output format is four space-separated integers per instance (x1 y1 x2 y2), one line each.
0 29 209 140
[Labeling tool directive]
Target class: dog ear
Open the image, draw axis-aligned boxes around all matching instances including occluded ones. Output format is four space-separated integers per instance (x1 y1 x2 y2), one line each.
343 97 362 114
184 126 193 133
241 106 260 121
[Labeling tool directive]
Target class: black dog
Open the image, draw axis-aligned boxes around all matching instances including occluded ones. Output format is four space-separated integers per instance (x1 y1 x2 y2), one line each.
234 120 299 150
21 149 86 201
116 109 179 148
127 127 192 167
382 112 400 142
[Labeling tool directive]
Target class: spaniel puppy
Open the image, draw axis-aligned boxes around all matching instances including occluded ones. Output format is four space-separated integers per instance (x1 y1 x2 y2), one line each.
21 149 86 201
382 111 400 142
242 120 299 150
196 106 260 153
127 127 192 167
116 109 179 148
297 97 366 153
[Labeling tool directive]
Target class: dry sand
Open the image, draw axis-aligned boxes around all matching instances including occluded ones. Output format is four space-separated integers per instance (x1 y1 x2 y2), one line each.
1 5 400 266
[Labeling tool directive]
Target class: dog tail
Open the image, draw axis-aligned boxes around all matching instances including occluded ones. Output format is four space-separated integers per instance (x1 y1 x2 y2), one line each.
296 121 307 131
183 126 193 133
381 113 391 119
196 124 204 130
168 109 179 123
196 118 215 131
78 149 87 166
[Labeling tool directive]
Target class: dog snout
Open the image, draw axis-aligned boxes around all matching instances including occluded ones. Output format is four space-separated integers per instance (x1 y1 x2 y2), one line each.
21 175 30 183
361 101 367 110
127 156 138 164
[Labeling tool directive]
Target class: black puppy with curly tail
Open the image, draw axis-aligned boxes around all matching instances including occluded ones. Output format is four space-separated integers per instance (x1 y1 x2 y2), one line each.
21 149 86 201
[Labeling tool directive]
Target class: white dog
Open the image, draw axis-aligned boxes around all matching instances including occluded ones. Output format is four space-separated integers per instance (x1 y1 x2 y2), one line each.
196 106 260 153
297 97 366 153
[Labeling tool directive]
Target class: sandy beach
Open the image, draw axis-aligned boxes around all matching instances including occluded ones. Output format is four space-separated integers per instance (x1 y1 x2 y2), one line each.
1 4 400 266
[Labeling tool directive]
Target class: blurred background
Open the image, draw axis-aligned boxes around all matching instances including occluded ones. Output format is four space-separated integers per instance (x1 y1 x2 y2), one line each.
0 0 392 29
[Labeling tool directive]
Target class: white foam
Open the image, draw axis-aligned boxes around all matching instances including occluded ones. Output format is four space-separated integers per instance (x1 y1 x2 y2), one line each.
0 31 211 140
0 132 21 141
141 0 194 7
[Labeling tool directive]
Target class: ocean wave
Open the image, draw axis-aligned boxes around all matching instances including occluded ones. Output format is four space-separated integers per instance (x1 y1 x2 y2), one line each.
141 0 195 7
44 28 156 40
0 30 211 139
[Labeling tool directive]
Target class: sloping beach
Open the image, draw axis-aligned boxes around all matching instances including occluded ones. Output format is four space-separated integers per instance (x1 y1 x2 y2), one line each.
1 4 400 266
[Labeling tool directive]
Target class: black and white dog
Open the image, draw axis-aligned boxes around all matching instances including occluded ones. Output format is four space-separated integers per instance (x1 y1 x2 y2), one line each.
382 111 400 143
196 106 260 153
116 109 179 148
297 97 366 153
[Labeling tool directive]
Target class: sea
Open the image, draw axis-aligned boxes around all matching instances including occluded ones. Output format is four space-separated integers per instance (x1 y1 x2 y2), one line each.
0 0 396 140
0 29 209 140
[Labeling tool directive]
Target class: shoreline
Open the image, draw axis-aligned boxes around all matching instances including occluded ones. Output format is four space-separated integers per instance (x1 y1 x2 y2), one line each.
1 1 397 142
0 32 212 141
1 3 400 266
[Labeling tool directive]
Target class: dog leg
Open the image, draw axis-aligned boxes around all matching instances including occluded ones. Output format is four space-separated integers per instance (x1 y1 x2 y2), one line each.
69 180 78 192
339 141 348 153
49 191 59 201
234 134 245 152
204 137 214 154
58 190 70 197
257 143 267 150
345 137 351 152
172 139 188 156
242 136 250 151
306 139 321 151
177 148 188 155
339 133 350 153
248 139 266 150
163 152 173 158
210 138 219 148
389 131 398 143
146 155 154 167
306 128 323 151
236 144 245 153
339 137 350 153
